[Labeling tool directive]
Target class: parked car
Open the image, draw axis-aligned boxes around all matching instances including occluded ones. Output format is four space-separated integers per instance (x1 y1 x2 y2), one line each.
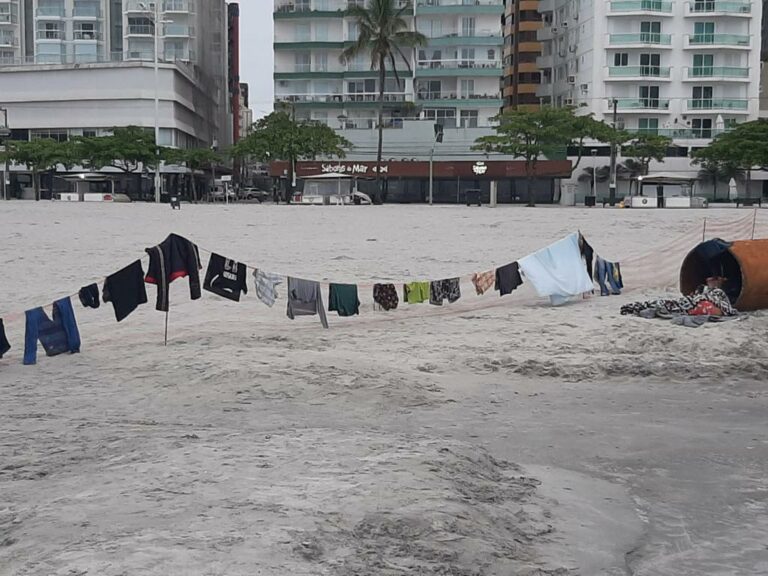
209 186 237 202
237 187 269 202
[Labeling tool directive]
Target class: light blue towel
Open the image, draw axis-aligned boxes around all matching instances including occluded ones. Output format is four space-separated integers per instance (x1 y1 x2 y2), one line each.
519 233 594 306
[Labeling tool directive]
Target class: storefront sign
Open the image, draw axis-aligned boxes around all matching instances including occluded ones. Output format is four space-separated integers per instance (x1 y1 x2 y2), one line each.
472 161 488 176
321 163 389 175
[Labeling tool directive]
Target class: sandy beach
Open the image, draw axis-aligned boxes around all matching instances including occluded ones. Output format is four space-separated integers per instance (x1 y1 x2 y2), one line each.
1 203 767 576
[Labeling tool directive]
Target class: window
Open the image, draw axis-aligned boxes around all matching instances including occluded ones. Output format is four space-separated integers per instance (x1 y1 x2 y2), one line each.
638 118 659 134
614 53 629 67
417 80 443 100
347 20 359 41
639 85 660 107
640 21 661 43
460 48 475 66
315 52 328 72
422 108 456 128
461 17 475 37
639 53 660 75
460 110 479 128
693 22 715 43
294 51 310 73
460 79 474 97
31 129 68 142
692 54 714 76
692 118 713 138
74 43 98 62
314 22 328 42
294 22 310 42
692 85 713 108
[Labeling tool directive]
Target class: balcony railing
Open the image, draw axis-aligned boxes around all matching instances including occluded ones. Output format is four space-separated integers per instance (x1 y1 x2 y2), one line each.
276 92 414 104
416 59 502 70
687 98 748 110
610 1 673 13
127 24 154 35
0 34 18 46
687 1 751 14
608 65 671 77
73 30 102 40
72 4 101 17
416 91 501 100
163 0 194 12
687 65 749 78
416 0 500 5
629 127 730 138
615 97 671 109
688 33 750 46
0 12 19 24
36 6 66 17
609 33 672 45
36 29 64 39
164 24 194 36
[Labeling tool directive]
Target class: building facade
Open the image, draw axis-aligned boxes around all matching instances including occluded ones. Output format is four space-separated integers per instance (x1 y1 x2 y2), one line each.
273 0 504 129
502 0 543 111
0 0 230 151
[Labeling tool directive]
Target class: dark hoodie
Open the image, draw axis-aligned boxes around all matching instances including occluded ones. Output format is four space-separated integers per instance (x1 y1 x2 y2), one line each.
145 233 202 312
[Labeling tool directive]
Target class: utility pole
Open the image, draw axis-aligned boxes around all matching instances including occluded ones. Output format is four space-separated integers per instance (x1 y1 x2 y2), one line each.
0 107 9 201
429 123 443 205
608 98 618 206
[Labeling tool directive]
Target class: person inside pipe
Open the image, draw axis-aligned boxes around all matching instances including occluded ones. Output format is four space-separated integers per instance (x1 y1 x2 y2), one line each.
620 276 737 317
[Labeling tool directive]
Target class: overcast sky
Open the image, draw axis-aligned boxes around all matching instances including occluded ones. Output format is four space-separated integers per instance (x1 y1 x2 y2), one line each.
238 2 275 119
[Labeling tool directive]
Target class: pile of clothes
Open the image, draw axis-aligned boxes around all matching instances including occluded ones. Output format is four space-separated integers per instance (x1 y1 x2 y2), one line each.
621 285 738 328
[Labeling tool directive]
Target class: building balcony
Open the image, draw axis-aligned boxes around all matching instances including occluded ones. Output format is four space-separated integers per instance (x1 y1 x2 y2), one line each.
276 93 415 108
36 29 65 40
274 40 345 50
685 98 749 112
73 30 102 41
163 0 194 13
72 3 101 18
415 59 502 76
612 98 671 112
427 33 502 47
685 33 750 48
163 24 194 37
608 33 672 47
415 0 503 15
608 0 673 16
126 24 154 36
416 91 502 106
0 33 17 47
35 6 66 18
274 1 344 18
685 1 751 16
628 127 730 139
683 66 750 80
0 12 18 24
606 65 672 80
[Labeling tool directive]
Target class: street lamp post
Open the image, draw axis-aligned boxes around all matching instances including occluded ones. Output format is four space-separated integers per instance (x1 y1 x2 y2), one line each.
140 1 164 203
591 149 598 198
429 123 444 206
0 107 9 201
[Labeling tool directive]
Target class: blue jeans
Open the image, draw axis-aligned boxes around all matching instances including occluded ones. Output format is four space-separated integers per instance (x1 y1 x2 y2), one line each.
24 297 81 365
596 257 622 296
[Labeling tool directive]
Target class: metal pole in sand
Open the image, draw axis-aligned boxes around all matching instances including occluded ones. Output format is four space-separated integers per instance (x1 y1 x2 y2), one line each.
164 308 169 346
702 218 707 242
752 209 757 240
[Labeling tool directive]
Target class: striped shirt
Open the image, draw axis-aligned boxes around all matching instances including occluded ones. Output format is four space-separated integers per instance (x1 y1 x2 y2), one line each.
253 269 282 307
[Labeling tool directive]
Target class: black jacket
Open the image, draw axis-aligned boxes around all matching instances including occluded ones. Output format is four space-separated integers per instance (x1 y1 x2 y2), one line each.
145 233 202 312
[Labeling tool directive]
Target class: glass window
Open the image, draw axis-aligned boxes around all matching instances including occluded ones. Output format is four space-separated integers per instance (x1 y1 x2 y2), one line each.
460 110 478 128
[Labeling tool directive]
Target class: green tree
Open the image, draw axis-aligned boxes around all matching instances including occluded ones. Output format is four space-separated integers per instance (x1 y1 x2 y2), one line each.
473 107 603 206
340 0 426 204
231 111 350 203
6 139 70 201
578 165 610 196
622 133 672 176
163 147 221 202
79 126 158 173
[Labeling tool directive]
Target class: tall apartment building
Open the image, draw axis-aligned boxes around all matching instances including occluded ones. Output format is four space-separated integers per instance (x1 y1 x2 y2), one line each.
531 0 761 141
273 0 504 130
502 0 543 111
0 0 229 150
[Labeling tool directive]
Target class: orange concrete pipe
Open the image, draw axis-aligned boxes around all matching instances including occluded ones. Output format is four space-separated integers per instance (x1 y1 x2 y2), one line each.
680 239 768 312
729 240 768 311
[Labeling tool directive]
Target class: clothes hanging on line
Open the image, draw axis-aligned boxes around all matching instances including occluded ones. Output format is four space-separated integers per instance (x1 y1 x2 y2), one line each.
0 319 10 359
579 234 594 280
518 233 594 306
253 269 282 307
78 284 100 309
430 278 461 306
287 277 329 329
373 283 399 311
595 256 622 296
103 260 149 322
329 283 360 317
23 297 81 366
494 262 523 296
403 281 430 304
471 269 495 296
203 253 248 302
145 233 202 312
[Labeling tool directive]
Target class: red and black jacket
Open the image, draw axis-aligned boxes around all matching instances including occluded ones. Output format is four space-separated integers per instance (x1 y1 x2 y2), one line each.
145 233 202 312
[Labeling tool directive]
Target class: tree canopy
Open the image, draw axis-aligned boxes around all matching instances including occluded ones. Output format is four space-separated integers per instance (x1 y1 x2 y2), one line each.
78 126 159 173
5 139 74 200
622 133 672 175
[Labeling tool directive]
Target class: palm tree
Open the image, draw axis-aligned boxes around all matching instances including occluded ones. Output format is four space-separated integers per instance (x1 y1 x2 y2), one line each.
697 161 744 202
341 0 426 204
578 165 610 196
618 159 644 196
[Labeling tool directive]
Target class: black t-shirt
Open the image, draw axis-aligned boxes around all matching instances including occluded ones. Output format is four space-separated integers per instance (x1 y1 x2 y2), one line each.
203 253 248 302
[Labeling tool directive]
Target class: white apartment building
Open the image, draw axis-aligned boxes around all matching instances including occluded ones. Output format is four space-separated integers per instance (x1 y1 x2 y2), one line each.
0 0 229 151
273 0 504 130
537 0 762 141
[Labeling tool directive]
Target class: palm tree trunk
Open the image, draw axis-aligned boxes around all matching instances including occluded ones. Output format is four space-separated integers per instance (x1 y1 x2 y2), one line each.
375 55 385 205
712 178 717 202
33 167 40 201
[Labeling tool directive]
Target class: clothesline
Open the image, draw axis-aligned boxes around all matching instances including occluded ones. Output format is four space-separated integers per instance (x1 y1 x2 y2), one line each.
0 211 760 329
